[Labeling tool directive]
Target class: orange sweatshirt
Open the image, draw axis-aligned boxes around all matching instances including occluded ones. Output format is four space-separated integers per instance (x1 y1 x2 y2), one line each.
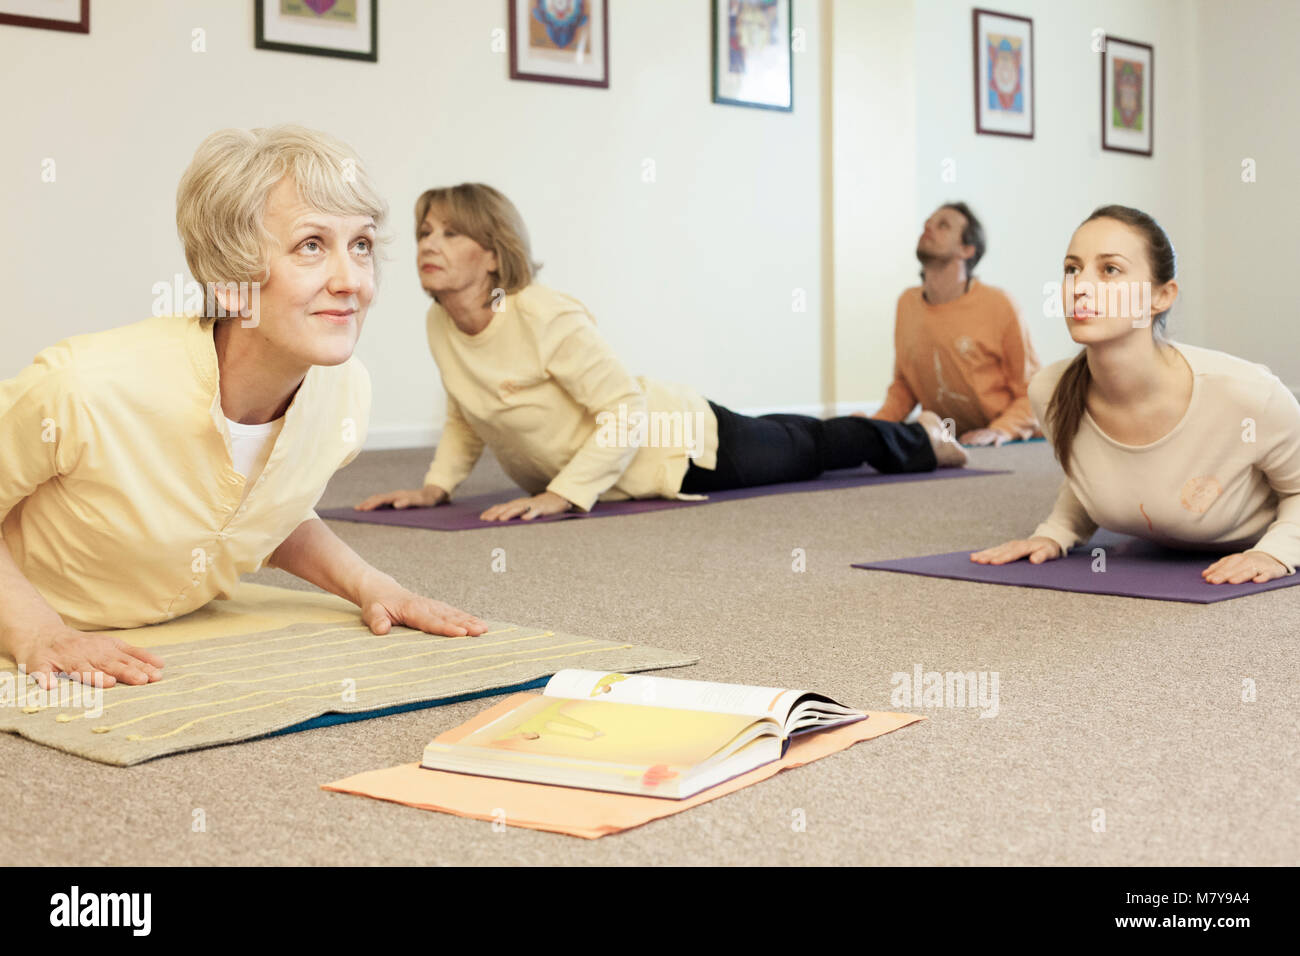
873 279 1042 439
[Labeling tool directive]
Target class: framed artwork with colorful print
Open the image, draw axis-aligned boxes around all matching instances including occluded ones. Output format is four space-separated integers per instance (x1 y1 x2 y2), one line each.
255 0 378 63
0 0 88 33
972 8 1034 139
509 0 609 89
1101 36 1153 156
712 0 792 112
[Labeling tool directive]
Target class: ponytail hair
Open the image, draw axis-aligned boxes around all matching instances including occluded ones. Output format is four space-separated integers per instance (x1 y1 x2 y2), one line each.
1046 352 1092 476
1047 204 1177 476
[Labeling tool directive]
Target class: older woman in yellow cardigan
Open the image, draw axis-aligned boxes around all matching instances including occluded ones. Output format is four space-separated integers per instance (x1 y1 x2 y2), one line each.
0 126 486 691
358 184 963 521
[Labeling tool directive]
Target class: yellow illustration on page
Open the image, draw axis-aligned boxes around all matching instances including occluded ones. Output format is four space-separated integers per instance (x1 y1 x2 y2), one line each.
588 673 629 696
467 697 759 767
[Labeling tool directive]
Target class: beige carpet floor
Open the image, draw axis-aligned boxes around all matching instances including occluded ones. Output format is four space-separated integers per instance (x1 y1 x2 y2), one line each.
3 441 1297 865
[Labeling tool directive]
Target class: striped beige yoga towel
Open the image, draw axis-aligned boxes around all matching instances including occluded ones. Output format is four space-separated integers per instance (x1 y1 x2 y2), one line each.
0 583 698 766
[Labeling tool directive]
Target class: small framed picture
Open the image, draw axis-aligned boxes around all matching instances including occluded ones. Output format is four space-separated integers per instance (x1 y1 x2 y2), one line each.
972 8 1034 139
509 0 609 89
255 0 377 63
712 0 792 112
0 0 88 33
1101 35 1154 156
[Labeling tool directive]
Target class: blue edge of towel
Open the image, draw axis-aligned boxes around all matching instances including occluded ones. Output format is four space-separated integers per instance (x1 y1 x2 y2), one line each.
260 444 1045 741
262 443 1044 742
250 443 1043 744
264 676 550 739
249 442 1039 745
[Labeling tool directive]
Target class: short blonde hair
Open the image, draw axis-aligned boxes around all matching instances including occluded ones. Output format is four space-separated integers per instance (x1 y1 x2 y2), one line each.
176 125 389 291
414 184 539 297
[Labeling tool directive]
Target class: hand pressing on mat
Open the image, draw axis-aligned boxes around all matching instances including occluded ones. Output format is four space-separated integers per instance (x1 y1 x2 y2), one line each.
11 627 164 690
479 491 575 522
357 572 488 638
265 518 486 638
1201 550 1287 585
969 537 1063 565
354 485 448 511
959 428 1011 447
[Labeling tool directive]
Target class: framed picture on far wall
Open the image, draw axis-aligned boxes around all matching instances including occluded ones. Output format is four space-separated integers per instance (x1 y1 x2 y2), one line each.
254 0 377 63
972 7 1034 138
1101 35 1154 156
509 0 609 89
0 0 88 33
712 0 792 112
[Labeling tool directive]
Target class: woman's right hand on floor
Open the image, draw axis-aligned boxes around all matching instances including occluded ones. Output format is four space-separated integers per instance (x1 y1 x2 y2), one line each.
355 485 448 511
969 536 1063 565
13 627 164 689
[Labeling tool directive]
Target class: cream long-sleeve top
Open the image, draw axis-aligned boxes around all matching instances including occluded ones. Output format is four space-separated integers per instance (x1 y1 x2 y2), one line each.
1028 342 1300 572
422 284 719 512
0 314 369 630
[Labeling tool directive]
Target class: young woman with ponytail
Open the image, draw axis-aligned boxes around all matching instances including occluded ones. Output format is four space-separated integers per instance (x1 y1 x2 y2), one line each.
971 205 1300 584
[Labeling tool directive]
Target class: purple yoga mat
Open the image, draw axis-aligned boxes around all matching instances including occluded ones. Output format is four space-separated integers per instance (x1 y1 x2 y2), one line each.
319 465 1008 532
852 529 1300 604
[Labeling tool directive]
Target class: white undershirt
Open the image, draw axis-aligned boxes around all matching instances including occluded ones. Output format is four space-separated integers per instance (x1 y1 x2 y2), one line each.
226 416 285 500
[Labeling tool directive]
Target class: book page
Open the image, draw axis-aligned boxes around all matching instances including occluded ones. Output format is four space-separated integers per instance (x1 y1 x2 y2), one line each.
453 695 761 768
424 694 785 799
544 669 808 722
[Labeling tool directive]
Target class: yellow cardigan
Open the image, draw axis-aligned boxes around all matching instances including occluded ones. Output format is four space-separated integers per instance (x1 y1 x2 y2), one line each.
422 284 719 511
0 315 369 629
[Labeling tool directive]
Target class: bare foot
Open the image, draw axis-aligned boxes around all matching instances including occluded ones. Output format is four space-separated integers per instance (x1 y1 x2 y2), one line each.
918 410 968 468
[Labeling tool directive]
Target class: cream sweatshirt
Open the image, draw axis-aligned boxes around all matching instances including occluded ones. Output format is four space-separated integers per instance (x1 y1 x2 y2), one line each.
422 284 719 511
1029 343 1300 572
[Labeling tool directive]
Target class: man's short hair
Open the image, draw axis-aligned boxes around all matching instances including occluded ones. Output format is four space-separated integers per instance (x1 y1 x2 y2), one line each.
941 201 986 274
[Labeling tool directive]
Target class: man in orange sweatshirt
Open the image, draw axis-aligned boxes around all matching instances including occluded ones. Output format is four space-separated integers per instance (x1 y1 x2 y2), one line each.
869 203 1041 446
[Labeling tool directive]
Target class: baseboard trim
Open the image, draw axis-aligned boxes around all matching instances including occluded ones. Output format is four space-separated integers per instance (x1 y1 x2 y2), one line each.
363 425 441 451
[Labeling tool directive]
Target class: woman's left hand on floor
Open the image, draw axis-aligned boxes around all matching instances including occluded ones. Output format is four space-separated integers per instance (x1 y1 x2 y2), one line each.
357 577 488 637
1202 550 1288 584
479 491 575 522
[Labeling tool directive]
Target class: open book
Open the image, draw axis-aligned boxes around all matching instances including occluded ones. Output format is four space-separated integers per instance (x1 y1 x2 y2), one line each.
420 669 866 800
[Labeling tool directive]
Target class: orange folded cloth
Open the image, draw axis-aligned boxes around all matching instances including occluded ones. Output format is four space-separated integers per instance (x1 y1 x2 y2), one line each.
322 692 925 838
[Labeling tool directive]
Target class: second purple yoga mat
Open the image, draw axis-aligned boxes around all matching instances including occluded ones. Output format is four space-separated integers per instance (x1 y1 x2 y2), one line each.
320 465 1008 532
852 530 1300 604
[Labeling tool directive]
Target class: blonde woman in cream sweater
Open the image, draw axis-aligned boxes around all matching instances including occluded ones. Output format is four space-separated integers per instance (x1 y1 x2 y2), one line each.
0 127 487 691
972 205 1300 584
358 185 964 521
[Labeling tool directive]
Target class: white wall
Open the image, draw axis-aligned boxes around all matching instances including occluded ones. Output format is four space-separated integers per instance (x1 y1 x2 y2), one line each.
830 0 917 410
1196 0 1300 389
0 0 825 448
4 0 1294 448
908 0 1206 375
